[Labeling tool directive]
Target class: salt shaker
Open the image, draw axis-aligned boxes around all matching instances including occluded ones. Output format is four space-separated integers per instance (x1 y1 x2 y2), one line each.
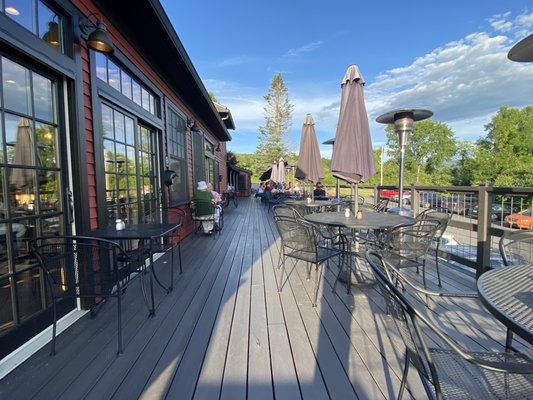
344 208 350 217
115 219 125 230
307 197 312 203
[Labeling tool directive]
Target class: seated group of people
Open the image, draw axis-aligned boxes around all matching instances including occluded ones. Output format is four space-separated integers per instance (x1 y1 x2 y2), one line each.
192 180 222 234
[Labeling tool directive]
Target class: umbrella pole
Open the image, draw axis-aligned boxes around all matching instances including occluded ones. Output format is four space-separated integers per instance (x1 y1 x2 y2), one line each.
336 178 340 200
353 183 359 213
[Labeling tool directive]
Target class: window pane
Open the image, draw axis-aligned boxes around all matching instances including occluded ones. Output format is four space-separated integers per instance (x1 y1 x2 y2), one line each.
5 0 34 33
36 123 57 168
107 60 120 91
101 104 113 138
5 113 20 164
132 81 141 105
121 72 132 100
33 73 54 122
95 53 107 82
2 58 32 115
124 116 134 145
114 112 125 143
141 88 150 111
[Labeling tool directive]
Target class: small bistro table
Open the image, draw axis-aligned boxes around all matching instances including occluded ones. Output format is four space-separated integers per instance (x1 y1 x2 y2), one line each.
477 263 533 348
304 211 414 293
88 223 181 316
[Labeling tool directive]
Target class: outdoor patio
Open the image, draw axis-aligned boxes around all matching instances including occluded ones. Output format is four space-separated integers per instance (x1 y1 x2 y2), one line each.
0 197 529 400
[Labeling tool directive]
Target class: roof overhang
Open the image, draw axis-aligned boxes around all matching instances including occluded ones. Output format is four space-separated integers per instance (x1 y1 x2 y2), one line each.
214 101 236 130
92 0 232 142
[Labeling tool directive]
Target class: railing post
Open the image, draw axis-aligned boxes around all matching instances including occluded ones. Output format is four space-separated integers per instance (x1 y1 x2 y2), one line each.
476 184 493 277
411 184 420 215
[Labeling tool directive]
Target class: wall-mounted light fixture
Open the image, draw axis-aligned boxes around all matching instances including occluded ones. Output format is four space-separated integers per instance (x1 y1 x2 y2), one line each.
215 143 221 152
79 13 114 53
186 117 200 132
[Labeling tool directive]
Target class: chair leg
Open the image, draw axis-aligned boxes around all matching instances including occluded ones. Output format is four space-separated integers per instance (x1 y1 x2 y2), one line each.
117 285 123 354
178 241 183 274
278 257 286 293
434 246 442 287
50 300 58 356
505 329 514 351
398 353 410 399
312 263 324 307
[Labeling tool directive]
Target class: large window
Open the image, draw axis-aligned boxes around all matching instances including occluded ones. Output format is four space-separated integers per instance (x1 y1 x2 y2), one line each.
0 55 65 341
101 104 158 225
167 107 187 206
3 0 64 53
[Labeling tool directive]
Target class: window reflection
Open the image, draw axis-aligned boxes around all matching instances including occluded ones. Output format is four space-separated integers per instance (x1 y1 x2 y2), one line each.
2 58 32 115
33 74 54 122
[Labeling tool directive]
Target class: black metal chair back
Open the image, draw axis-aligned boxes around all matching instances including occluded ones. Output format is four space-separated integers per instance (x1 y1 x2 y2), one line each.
499 229 533 266
416 208 453 286
30 235 142 355
273 216 343 307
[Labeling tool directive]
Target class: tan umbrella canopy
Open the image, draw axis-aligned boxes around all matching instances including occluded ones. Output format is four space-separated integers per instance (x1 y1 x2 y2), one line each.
10 118 37 189
270 161 279 183
295 114 324 197
330 65 376 210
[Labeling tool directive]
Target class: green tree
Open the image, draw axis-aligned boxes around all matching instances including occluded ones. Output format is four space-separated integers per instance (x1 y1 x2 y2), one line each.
255 73 293 173
471 106 533 186
385 118 456 184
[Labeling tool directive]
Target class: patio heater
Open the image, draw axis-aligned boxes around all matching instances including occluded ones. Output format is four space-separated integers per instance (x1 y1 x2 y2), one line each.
376 108 432 215
323 138 340 200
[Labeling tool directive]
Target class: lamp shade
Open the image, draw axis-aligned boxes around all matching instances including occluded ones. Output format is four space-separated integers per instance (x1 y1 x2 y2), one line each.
87 20 114 53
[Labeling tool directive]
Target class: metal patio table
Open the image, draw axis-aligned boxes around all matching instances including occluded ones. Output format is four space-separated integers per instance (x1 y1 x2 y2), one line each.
304 211 414 293
88 223 181 316
477 263 533 348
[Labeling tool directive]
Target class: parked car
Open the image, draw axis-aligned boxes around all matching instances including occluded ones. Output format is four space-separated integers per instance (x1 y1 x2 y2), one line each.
390 191 411 205
440 195 476 215
468 203 518 221
504 208 533 229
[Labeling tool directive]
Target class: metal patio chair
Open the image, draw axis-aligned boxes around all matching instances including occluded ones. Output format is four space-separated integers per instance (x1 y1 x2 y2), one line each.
365 250 533 400
416 208 453 287
499 229 533 266
30 235 145 355
191 198 220 238
274 216 345 307
383 218 442 289
498 229 533 350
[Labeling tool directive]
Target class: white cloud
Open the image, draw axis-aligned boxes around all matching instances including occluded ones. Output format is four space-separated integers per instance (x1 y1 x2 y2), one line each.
284 41 324 57
218 55 251 67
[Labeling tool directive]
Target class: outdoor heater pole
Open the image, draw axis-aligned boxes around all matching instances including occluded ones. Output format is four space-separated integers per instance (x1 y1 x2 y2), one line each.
394 112 413 209
377 108 433 213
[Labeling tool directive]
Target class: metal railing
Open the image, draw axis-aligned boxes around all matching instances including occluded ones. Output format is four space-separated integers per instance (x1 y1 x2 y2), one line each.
327 183 533 277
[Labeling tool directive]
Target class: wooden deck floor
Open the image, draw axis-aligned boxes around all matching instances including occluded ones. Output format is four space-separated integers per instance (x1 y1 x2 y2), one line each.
0 197 528 400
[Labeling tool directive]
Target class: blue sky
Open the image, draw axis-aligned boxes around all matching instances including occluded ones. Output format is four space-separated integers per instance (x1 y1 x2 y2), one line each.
161 0 533 158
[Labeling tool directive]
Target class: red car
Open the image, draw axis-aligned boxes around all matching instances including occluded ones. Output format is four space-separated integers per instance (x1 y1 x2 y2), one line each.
504 208 533 229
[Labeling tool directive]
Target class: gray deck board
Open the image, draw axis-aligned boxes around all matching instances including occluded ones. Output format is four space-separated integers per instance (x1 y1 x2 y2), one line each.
0 197 524 400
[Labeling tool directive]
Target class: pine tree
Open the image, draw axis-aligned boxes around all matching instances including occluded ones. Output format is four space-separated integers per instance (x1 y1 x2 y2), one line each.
255 73 293 173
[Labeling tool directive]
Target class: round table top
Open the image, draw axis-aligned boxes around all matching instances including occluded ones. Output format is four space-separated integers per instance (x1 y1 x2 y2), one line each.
477 263 533 344
284 199 343 208
304 211 414 230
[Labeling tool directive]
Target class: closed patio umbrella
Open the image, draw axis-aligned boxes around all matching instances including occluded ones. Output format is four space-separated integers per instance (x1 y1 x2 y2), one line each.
270 161 279 184
295 114 324 198
330 65 376 211
10 118 37 189
277 157 286 184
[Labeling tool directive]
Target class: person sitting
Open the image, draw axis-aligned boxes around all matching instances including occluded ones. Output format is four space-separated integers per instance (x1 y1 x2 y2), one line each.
207 182 223 222
313 182 326 198
192 181 217 234
255 182 265 199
